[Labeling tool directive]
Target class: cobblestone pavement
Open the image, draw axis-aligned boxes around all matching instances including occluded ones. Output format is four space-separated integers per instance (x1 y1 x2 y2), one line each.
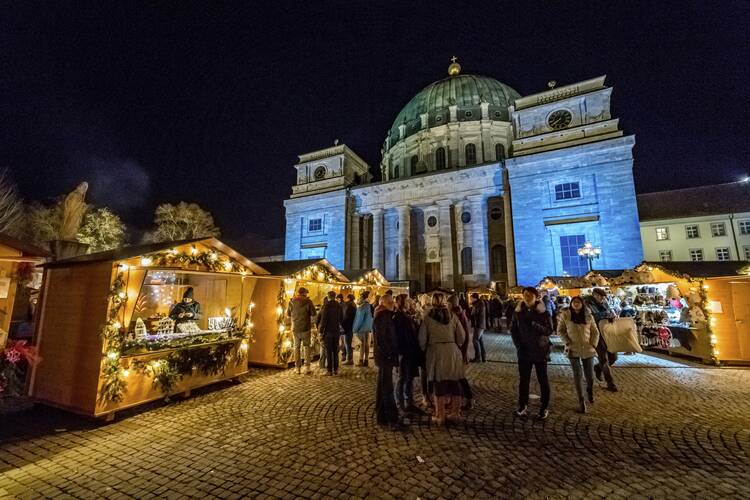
1 332 749 499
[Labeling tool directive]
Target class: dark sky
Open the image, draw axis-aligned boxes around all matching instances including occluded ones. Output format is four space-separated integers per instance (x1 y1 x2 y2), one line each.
1 1 748 242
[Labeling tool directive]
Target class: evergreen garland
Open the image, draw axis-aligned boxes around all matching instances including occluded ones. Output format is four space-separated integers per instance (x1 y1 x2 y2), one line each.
273 282 293 364
148 249 246 274
98 272 128 404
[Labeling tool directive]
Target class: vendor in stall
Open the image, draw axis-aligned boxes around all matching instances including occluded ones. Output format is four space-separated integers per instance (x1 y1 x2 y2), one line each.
169 287 202 325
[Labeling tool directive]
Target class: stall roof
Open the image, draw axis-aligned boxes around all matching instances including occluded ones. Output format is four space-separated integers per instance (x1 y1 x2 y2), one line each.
43 237 269 274
0 233 51 258
259 259 349 282
341 268 389 284
642 261 750 278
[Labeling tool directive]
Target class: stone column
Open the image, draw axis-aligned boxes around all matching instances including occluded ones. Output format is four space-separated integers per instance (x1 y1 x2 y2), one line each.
397 205 411 281
503 168 517 286
350 212 361 271
437 200 454 288
371 208 384 273
467 194 489 281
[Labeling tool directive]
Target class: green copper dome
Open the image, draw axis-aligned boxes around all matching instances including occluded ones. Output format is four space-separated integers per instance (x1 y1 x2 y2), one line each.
385 74 521 151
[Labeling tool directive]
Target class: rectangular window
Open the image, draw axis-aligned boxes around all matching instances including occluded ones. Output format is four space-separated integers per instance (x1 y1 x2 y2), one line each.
658 250 673 262
689 249 704 262
559 235 588 276
308 218 323 232
716 247 731 261
655 227 669 241
685 224 700 239
744 245 750 261
739 221 750 235
554 182 581 201
711 222 726 237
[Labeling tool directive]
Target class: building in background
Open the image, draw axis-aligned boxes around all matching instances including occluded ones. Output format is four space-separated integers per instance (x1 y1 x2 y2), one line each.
283 60 644 290
639 181 750 263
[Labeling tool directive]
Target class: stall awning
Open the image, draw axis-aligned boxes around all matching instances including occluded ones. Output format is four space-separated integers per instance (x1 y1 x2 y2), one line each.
0 232 51 261
259 259 349 283
42 237 269 274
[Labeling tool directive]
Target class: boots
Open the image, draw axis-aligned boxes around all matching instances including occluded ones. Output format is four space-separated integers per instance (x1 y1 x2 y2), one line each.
577 399 587 414
587 386 594 405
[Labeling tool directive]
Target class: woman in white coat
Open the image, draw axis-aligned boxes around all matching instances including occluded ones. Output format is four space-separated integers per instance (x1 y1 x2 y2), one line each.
557 296 600 413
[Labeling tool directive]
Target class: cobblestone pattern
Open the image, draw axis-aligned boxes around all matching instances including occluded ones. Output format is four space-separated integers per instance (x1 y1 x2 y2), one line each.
1 333 749 499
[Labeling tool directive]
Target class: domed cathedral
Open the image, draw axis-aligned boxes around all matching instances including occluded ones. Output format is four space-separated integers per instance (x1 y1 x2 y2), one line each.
283 59 643 290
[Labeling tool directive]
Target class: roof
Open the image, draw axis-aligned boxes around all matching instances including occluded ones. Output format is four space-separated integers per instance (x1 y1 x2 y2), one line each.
386 74 520 153
258 259 349 282
637 181 750 221
644 261 750 279
43 237 268 274
341 269 389 284
0 233 50 258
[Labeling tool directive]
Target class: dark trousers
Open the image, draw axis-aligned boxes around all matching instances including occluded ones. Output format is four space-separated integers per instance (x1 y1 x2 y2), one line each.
518 358 550 410
341 330 353 361
595 338 617 387
396 357 415 408
323 336 340 373
473 328 486 362
376 365 398 424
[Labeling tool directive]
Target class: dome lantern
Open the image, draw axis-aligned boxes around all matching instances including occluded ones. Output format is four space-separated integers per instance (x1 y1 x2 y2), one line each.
448 56 461 76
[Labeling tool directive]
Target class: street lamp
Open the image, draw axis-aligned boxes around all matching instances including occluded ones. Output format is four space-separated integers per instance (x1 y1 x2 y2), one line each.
577 241 601 272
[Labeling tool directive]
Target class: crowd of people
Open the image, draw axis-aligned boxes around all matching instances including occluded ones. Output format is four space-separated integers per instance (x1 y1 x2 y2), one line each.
286 284 624 429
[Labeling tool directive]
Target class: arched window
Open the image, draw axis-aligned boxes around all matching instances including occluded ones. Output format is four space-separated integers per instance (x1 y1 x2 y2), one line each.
465 144 477 166
495 143 505 161
410 155 419 175
392 163 399 179
491 244 507 275
461 247 473 275
435 147 446 170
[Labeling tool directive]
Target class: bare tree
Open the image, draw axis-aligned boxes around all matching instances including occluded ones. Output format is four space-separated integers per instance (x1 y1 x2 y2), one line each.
142 202 220 243
0 169 24 236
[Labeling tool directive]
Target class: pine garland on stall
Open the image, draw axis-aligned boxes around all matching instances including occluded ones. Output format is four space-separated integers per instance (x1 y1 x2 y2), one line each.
98 272 128 404
273 282 294 365
148 248 246 274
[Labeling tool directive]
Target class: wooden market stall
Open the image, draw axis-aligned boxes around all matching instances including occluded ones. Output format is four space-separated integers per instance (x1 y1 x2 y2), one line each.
0 233 50 347
341 269 409 298
248 259 351 367
29 238 268 420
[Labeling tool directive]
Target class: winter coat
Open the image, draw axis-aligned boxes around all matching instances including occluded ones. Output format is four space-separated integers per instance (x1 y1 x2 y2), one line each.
341 300 356 333
169 300 202 324
317 300 344 339
287 296 316 334
418 309 466 383
511 300 553 362
470 300 487 329
451 305 471 360
557 308 600 359
352 299 374 333
584 295 614 323
373 307 398 367
393 310 421 368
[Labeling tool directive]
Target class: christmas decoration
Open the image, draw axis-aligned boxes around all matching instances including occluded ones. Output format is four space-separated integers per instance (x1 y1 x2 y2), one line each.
0 340 41 397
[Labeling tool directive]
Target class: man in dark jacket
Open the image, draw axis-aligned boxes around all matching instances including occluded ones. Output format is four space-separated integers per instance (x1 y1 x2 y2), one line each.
393 294 421 412
511 287 553 420
373 295 400 427
318 291 344 375
585 288 619 391
340 294 357 365
169 287 202 325
470 293 487 362
287 287 316 375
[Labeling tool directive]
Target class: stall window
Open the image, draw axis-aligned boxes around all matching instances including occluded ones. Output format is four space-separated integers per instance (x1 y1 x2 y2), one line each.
554 182 581 201
465 144 477 165
308 218 323 232
739 220 750 235
461 247 473 275
715 247 731 261
689 249 704 262
711 222 726 237
435 147 446 170
744 245 750 260
560 235 588 276
658 250 673 262
655 227 669 241
685 225 700 239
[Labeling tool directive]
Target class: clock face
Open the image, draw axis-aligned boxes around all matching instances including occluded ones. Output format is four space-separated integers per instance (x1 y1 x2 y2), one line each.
314 166 326 180
547 109 572 130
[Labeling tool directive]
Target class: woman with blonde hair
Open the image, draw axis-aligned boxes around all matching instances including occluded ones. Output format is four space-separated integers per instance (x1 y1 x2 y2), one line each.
418 293 466 425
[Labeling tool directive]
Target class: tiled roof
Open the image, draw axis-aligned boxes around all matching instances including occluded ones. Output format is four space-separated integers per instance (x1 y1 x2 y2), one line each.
637 182 750 221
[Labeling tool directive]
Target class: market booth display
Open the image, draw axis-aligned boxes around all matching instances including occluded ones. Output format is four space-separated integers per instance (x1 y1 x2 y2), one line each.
29 238 268 420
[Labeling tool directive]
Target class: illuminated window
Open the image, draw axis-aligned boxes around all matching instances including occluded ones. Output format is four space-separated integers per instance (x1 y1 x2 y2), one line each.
655 227 669 241
716 247 731 261
689 248 704 262
711 222 726 237
685 225 700 239
560 235 588 276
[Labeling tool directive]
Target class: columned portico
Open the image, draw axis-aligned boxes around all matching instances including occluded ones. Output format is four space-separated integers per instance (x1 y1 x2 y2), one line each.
437 199 455 288
396 205 411 280
467 194 489 281
371 208 384 272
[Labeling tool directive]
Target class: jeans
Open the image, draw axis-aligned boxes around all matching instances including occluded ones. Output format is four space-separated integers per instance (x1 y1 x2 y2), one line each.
396 356 415 408
518 358 550 410
356 331 370 363
323 336 340 373
293 331 311 369
595 338 618 387
473 328 486 362
341 330 353 361
569 356 594 402
376 365 398 425
319 340 327 369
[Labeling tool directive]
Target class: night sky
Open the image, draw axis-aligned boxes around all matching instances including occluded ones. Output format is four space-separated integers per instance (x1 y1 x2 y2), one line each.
1 1 748 243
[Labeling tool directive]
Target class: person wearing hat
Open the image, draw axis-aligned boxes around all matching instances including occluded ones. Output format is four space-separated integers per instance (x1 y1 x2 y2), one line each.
287 287 317 374
584 288 619 392
169 287 202 325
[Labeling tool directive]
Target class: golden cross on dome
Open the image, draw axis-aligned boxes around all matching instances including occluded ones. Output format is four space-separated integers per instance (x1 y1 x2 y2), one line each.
451 56 457 63
448 56 461 76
